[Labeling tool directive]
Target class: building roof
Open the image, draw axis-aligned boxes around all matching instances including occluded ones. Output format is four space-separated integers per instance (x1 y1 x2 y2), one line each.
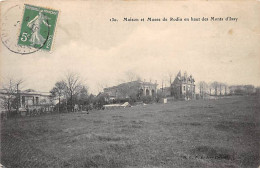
104 80 158 91
172 71 195 85
0 89 51 97
20 89 51 96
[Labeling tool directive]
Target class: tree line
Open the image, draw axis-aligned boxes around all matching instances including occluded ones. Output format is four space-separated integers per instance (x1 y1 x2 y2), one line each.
1 72 260 117
50 72 94 112
197 81 258 99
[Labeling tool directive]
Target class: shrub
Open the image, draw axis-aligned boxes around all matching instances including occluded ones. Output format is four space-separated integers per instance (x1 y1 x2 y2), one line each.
140 95 153 104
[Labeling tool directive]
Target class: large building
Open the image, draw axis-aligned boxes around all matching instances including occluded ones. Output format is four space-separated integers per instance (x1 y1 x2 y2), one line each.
0 89 54 115
171 71 196 100
104 80 158 100
19 89 53 112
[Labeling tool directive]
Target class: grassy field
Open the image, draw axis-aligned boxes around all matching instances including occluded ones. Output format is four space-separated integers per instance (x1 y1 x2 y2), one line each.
1 96 259 167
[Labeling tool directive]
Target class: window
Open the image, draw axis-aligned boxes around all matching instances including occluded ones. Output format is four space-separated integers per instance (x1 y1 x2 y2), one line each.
36 97 39 105
22 96 25 106
183 86 185 91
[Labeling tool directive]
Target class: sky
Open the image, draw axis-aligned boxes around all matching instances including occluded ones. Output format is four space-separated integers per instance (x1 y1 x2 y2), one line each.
1 0 260 94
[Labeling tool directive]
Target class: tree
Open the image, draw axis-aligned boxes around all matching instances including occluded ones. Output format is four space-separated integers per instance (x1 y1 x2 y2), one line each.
63 72 82 112
161 79 164 92
244 85 255 95
88 94 95 103
94 93 108 109
124 70 141 82
0 78 24 115
96 82 108 93
51 72 87 112
50 81 66 113
15 79 24 113
198 81 208 99
219 82 225 96
156 90 166 101
211 82 219 96
221 83 228 95
77 86 89 105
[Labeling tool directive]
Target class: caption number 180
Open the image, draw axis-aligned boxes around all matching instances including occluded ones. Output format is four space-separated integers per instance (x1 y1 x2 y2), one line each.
21 32 28 42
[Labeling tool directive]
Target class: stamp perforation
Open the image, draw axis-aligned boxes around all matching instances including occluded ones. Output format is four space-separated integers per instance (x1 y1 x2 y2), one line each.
18 4 59 52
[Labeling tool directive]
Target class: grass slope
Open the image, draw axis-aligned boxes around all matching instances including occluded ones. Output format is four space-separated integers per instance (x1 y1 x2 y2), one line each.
1 96 259 167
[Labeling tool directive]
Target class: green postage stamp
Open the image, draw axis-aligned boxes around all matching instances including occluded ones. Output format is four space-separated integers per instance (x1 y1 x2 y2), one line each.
18 4 59 51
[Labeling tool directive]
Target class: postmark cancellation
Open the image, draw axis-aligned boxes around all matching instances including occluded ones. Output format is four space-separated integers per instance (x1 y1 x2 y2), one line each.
18 4 59 51
1 4 59 54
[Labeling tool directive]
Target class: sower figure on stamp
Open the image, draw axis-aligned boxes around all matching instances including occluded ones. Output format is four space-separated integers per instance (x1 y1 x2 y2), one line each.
27 10 51 47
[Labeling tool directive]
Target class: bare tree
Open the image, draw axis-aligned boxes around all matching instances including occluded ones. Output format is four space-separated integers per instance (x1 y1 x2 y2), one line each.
209 82 212 95
77 86 89 104
160 73 168 92
217 82 228 96
125 70 141 82
50 81 66 113
198 81 208 99
63 72 82 111
219 82 223 96
211 82 219 96
15 79 24 113
0 78 24 115
220 83 228 96
96 82 108 93
161 79 164 92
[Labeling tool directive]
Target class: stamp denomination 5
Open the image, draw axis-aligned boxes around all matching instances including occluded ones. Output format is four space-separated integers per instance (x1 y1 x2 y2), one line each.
18 4 59 51
1 4 59 54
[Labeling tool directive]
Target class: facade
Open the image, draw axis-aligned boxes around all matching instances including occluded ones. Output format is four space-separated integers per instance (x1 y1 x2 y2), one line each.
171 71 196 100
19 89 54 113
104 80 158 100
0 89 54 115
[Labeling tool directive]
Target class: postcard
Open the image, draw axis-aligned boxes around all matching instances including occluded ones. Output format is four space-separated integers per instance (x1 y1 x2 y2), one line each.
0 0 259 168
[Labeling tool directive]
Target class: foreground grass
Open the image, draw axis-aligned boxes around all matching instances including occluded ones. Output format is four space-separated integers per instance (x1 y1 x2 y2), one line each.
1 96 259 167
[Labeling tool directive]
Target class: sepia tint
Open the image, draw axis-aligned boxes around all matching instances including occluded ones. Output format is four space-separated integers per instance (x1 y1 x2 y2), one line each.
0 0 259 168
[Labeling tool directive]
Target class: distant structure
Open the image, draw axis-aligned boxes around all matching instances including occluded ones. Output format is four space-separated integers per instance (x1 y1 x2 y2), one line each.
19 89 53 112
104 80 158 100
171 71 196 100
0 89 54 115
